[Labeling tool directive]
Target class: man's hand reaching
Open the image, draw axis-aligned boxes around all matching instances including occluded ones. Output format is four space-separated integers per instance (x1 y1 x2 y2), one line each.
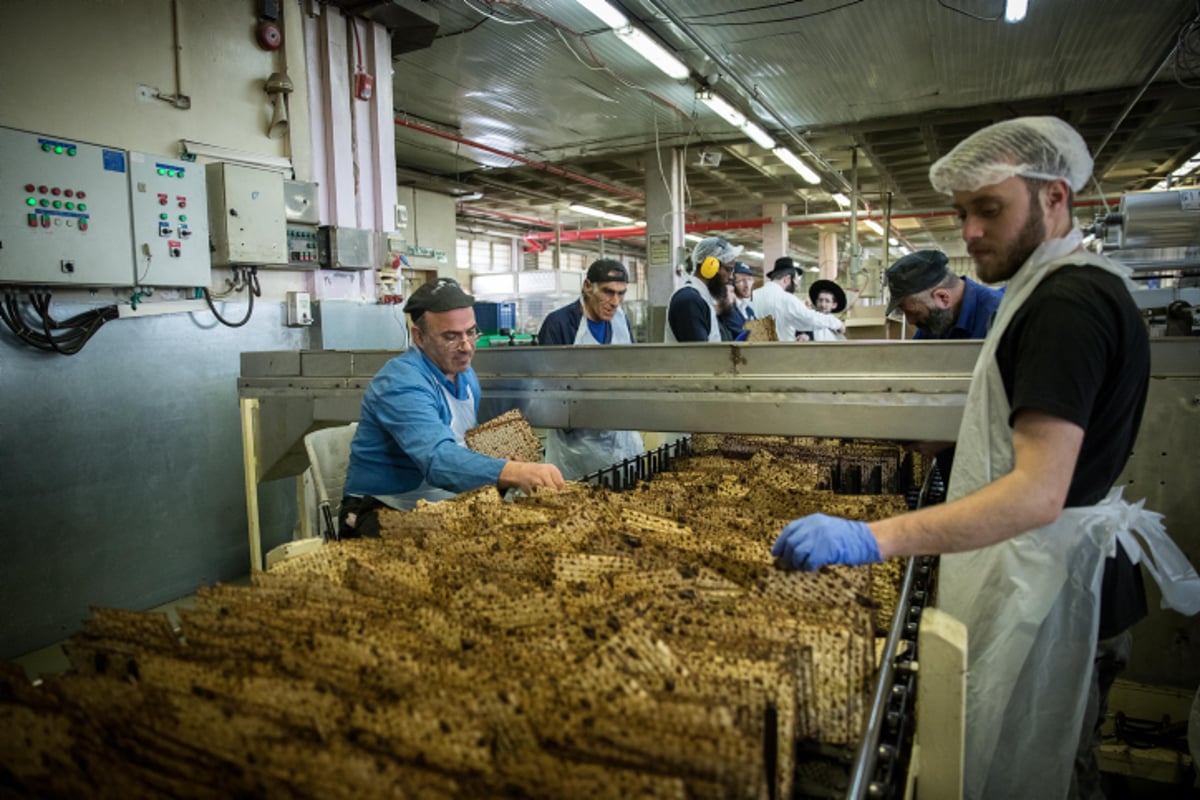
499 461 565 494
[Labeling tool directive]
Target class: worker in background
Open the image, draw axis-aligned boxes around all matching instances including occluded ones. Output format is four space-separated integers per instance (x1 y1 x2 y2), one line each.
886 249 1004 339
538 259 643 479
341 278 564 536
807 279 849 341
888 250 1005 480
719 261 757 341
752 257 845 342
772 116 1200 799
665 237 740 342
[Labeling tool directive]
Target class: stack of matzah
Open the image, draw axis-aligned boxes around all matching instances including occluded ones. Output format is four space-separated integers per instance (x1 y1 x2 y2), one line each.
464 408 542 462
1 437 910 799
741 315 779 341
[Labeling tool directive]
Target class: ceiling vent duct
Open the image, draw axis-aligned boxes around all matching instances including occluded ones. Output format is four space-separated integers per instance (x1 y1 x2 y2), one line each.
323 0 439 55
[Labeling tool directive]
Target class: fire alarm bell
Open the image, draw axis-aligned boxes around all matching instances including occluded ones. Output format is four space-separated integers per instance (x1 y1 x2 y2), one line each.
354 72 374 101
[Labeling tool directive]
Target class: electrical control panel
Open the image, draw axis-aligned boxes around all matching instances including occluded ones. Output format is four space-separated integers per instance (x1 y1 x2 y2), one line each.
0 125 135 286
128 151 211 287
206 161 287 268
287 224 320 268
317 225 373 270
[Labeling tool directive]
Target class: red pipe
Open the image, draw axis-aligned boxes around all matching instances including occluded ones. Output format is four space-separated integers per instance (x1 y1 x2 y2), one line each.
396 117 644 202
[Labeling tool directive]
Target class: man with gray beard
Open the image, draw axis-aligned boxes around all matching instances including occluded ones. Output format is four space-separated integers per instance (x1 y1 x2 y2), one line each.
885 249 1003 339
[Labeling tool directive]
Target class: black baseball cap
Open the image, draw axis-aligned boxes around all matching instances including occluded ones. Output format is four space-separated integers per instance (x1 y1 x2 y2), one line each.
586 258 629 284
404 277 475 321
886 251 951 315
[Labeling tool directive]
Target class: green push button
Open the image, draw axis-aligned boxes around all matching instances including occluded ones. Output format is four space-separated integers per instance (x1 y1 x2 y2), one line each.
52 200 62 209
78 203 87 211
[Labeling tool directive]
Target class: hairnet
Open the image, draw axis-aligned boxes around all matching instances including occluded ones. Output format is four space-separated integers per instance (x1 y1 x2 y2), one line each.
929 116 1093 194
691 237 743 269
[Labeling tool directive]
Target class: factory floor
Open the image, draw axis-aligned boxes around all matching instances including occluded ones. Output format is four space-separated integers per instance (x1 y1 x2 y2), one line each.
10 577 1197 799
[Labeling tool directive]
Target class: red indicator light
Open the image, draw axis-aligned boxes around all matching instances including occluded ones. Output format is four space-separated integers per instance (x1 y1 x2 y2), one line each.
24 183 34 192
51 187 61 196
38 185 48 194
64 189 74 198
77 191 86 199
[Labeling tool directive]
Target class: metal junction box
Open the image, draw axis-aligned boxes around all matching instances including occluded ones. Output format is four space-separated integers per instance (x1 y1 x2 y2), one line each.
317 225 373 270
284 180 320 270
206 162 287 268
0 125 135 286
128 151 210 287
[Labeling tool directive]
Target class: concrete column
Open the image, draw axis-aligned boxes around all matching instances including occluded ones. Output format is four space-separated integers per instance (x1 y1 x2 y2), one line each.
643 148 686 341
818 228 839 280
761 203 788 270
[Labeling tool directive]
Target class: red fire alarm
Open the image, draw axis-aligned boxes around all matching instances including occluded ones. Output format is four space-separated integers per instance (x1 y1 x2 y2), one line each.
354 71 374 101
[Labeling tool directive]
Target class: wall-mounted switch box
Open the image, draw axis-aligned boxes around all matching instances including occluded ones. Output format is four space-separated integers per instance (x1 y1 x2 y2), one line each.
286 291 312 326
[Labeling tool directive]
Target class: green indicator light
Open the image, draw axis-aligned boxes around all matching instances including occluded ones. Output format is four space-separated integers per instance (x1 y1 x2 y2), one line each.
179 214 187 222
52 200 62 209
160 212 168 220
39 199 49 208
26 197 36 206
54 145 64 154
42 143 51 152
78 203 87 211
66 202 75 210
177 171 184 178
68 148 76 156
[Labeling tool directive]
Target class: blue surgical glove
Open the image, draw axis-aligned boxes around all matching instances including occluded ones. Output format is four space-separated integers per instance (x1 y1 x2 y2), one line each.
770 513 882 571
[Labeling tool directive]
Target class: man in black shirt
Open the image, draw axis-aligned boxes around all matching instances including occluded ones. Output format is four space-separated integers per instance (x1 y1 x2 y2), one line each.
771 117 1193 798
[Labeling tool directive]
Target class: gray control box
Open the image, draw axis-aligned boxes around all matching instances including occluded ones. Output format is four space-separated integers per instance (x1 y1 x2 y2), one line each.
206 162 287 267
317 225 373 270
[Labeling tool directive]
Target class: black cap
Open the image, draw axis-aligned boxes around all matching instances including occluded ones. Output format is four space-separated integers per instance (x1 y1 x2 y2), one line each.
732 262 753 277
404 277 475 321
886 250 950 315
767 256 797 280
586 258 629 284
809 279 847 314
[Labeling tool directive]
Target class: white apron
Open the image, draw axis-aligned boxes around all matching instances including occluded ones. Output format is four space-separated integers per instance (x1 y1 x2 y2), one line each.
545 304 644 480
663 274 721 343
939 225 1200 799
376 381 476 510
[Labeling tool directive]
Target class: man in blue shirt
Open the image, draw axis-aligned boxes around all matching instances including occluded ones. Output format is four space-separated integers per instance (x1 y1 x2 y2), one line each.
885 249 1004 340
538 259 643 478
341 278 564 536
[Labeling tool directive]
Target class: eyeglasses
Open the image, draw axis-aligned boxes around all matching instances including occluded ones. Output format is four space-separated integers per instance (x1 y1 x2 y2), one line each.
436 327 481 347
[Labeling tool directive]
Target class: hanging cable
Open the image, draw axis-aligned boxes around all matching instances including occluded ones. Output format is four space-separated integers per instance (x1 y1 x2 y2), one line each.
202 266 261 327
0 290 118 355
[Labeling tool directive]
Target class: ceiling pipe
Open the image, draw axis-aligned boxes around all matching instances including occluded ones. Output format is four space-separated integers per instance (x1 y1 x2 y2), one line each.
459 205 557 228
642 0 853 196
395 116 645 202
524 198 1117 243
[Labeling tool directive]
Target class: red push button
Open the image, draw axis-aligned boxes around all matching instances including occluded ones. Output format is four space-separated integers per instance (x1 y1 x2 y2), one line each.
79 220 89 231
41 216 50 228
27 213 37 227
177 197 187 208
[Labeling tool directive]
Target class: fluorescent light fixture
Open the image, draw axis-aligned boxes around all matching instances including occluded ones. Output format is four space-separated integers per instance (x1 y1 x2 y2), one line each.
574 0 628 28
863 219 885 236
634 220 647 227
888 237 899 247
699 92 746 127
773 147 821 184
832 193 851 207
617 27 690 79
741 120 776 150
744 250 764 259
568 203 635 224
179 139 292 172
1004 0 1028 22
684 233 704 243
1153 148 1200 189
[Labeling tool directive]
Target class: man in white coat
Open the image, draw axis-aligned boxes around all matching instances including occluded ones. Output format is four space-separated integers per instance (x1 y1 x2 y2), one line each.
537 259 643 478
751 257 845 341
771 117 1199 799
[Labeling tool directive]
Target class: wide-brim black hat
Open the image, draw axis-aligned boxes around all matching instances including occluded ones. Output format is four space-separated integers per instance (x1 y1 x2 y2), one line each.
808 279 847 314
766 256 797 280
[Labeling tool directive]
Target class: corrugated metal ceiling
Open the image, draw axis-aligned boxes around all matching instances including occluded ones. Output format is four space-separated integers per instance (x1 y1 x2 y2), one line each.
388 0 1200 263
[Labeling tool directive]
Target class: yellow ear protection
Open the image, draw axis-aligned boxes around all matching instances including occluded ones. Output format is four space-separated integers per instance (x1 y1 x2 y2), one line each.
699 255 720 279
